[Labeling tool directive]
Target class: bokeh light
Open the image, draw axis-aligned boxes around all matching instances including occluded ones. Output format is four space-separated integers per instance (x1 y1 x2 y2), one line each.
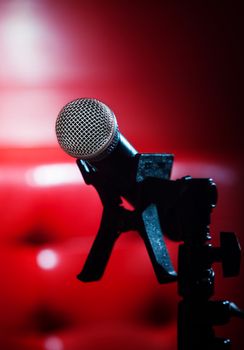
37 249 59 270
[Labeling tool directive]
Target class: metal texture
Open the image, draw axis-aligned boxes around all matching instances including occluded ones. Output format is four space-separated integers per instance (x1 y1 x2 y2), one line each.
56 98 119 160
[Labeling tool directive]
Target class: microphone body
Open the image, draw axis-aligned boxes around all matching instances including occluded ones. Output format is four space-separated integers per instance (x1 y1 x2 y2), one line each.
87 134 138 204
56 98 138 204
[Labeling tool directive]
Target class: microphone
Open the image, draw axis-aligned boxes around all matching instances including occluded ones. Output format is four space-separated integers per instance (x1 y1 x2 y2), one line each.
56 98 138 202
56 97 176 283
56 98 137 160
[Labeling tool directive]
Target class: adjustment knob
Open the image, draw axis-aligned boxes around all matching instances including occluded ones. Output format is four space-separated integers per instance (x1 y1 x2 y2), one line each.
220 232 241 277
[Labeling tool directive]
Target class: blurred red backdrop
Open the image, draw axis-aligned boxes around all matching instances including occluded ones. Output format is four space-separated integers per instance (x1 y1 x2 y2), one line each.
0 1 243 350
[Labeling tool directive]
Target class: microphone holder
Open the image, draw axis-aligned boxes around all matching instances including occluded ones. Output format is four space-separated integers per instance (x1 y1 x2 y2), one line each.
76 153 243 350
77 153 177 283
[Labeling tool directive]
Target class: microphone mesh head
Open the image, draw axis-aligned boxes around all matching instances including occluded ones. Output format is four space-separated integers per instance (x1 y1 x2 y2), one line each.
56 98 119 160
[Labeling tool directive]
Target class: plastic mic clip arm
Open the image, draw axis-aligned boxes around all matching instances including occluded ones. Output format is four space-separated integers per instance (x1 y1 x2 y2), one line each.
76 153 177 283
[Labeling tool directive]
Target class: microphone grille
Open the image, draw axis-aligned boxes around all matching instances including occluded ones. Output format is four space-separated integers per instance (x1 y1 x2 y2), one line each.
56 98 119 160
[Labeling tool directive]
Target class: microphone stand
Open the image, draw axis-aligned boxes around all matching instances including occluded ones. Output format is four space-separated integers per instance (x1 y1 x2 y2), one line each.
175 177 243 350
76 153 243 350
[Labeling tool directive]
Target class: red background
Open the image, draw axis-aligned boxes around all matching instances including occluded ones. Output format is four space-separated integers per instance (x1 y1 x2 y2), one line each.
0 1 243 349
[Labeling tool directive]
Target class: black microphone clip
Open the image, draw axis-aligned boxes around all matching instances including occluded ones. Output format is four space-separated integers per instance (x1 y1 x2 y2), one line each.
76 153 177 283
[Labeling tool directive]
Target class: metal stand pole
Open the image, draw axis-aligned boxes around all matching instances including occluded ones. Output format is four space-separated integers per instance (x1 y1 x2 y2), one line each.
176 178 242 350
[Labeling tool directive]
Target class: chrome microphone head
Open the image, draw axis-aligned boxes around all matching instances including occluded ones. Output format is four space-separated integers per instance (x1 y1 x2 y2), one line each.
56 98 120 161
